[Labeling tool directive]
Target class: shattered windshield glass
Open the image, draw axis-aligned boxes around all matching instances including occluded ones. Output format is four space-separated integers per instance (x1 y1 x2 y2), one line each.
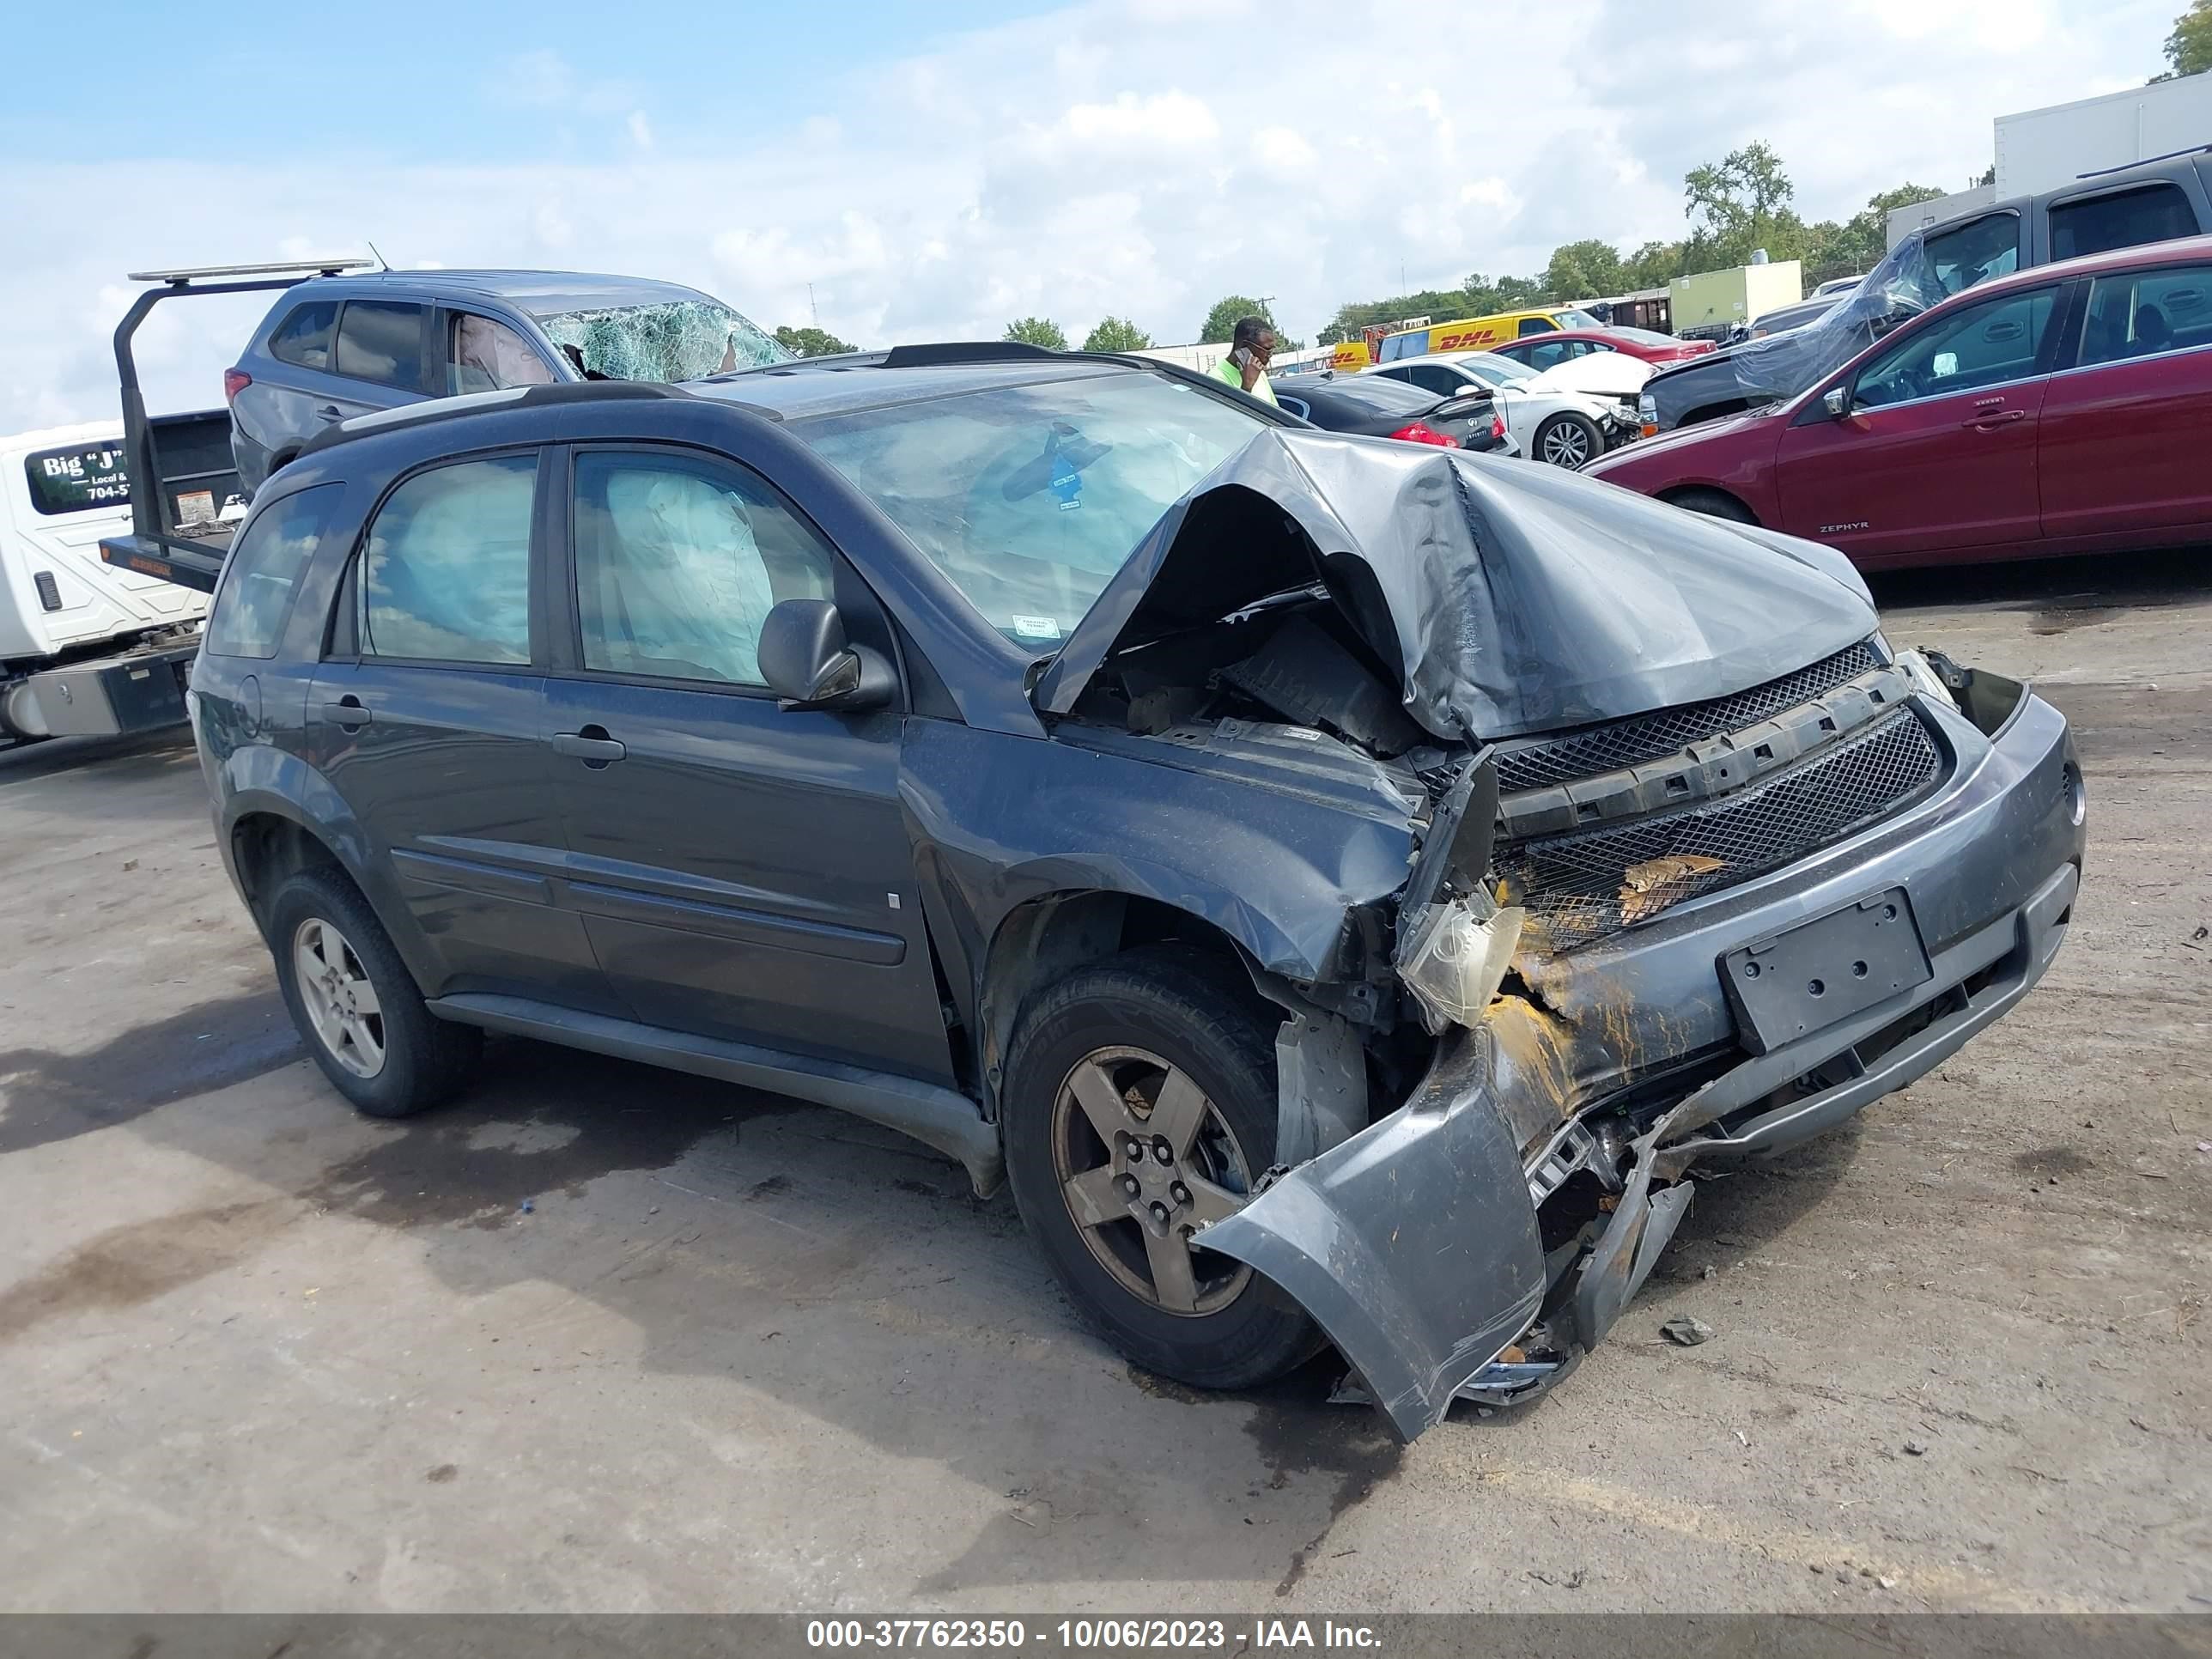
795 372 1267 647
534 300 787 383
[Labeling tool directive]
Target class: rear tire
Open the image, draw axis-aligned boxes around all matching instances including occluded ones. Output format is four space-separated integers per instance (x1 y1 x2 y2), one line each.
1534 411 1601 469
1003 946 1319 1390
267 866 480 1119
1664 487 1757 524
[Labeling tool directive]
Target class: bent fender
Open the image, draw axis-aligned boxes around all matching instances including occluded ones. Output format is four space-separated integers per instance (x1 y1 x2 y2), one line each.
1195 1028 1546 1442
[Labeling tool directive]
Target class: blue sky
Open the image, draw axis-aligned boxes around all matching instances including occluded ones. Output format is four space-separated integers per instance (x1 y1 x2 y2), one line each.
1 0 1055 161
0 0 2184 429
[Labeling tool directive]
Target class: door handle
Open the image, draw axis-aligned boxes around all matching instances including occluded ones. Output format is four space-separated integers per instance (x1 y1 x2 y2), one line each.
1961 409 2027 428
552 726 626 767
321 698 373 729
314 404 344 422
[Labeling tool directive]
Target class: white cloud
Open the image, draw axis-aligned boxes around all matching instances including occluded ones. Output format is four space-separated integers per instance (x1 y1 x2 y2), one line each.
0 0 2179 426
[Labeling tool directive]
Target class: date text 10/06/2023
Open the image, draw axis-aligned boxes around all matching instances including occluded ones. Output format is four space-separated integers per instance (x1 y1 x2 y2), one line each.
806 1620 1382 1650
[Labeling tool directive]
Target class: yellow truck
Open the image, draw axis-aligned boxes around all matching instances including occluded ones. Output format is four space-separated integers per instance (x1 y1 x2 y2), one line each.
1372 305 1607 364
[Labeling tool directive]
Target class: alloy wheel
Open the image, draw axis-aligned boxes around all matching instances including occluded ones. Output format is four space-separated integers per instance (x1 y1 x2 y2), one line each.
1049 1046 1254 1316
1541 419 1593 467
292 917 386 1079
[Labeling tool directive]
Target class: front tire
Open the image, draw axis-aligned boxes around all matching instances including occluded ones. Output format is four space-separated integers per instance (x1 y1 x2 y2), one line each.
1002 946 1318 1389
1534 411 1601 468
268 866 480 1119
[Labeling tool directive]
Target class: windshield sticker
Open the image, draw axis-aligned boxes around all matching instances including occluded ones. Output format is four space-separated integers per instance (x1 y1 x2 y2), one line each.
1012 615 1062 640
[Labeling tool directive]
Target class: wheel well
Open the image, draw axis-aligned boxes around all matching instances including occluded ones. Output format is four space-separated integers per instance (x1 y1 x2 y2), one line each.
1659 485 1759 525
230 813 344 934
1678 398 1752 428
975 892 1255 1119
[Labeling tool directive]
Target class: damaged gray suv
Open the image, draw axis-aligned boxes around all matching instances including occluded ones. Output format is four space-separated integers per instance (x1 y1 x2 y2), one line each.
186 343 2085 1442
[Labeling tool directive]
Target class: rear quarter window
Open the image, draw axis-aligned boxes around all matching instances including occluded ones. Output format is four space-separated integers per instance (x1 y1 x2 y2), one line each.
268 301 339 371
206 483 345 659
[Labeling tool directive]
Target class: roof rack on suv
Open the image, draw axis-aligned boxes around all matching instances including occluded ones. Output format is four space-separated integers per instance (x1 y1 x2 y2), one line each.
2075 143 2212 180
295 380 696 465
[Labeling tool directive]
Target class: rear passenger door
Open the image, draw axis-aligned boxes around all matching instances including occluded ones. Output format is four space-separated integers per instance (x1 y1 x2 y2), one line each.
543 444 955 1085
2039 259 2212 541
307 447 613 1009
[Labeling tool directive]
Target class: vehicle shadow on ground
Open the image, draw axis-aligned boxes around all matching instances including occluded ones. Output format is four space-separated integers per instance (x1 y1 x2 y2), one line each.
1867 543 2212 618
15 977 1863 1594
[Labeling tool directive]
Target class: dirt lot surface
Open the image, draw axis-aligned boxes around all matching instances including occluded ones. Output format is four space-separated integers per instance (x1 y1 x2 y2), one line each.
1 554 2206 1614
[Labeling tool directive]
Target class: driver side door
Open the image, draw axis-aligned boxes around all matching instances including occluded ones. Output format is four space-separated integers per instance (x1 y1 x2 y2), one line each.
1772 283 2063 563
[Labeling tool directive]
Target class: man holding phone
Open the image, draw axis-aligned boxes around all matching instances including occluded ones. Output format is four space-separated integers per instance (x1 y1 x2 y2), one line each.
1213 315 1279 405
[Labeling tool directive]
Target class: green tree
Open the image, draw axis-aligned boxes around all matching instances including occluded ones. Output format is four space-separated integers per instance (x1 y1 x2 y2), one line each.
774 325 855 357
1622 240 1686 290
1003 316 1068 349
1082 316 1154 353
2154 0 2212 76
1199 295 1279 343
1682 142 1806 270
1543 239 1627 300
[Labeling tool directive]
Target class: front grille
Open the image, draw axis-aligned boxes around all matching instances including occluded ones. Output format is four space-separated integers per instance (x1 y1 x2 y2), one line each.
1499 705 1942 951
1495 641 1883 793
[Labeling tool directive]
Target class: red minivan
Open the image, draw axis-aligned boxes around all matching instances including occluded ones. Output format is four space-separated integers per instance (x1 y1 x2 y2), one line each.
1583 236 2212 568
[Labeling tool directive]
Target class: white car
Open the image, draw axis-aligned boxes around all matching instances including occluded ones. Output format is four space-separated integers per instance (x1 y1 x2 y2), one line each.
1370 351 1641 468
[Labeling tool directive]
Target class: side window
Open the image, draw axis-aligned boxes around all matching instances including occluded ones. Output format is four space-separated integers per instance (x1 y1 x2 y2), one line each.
2078 264 2212 366
1379 330 1425 362
1492 342 1530 365
1522 340 1569 371
205 483 344 659
1853 289 2057 410
1276 395 1310 420
1407 364 1463 396
1923 213 2021 296
267 301 339 371
360 454 536 665
449 314 556 394
572 451 835 687
2049 184 2198 263
333 301 427 390
1518 317 1556 336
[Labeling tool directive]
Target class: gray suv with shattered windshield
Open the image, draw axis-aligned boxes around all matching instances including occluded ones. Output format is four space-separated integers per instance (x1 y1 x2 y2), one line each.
225 269 788 495
185 343 2084 1442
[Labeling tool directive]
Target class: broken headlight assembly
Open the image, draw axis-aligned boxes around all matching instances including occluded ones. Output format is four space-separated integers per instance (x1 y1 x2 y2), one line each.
1398 889 1525 1033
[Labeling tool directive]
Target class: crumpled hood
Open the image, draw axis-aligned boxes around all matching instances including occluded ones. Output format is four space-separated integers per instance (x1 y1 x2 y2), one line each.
1528 353 1651 399
1030 428 1878 742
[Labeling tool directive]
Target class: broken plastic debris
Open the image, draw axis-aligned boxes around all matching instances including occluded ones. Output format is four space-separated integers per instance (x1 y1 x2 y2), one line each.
1904 1439 1929 1456
1661 1315 1714 1346
1620 855 1726 924
1400 892 1524 1030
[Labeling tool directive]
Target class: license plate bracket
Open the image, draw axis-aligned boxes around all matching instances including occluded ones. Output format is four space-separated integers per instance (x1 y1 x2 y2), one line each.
1720 886 1931 1055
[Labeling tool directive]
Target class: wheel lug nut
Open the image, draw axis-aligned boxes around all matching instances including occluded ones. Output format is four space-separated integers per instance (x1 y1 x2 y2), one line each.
1148 1201 1170 1224
1170 1182 1190 1205
1119 1174 1140 1197
1152 1138 1173 1164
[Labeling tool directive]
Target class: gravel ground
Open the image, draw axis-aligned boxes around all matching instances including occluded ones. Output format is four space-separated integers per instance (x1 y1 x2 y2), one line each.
0 551 2205 1613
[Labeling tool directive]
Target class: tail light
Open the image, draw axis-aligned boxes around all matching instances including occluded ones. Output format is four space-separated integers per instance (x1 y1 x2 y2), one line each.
223 368 252 404
1490 415 1507 441
1388 422 1462 447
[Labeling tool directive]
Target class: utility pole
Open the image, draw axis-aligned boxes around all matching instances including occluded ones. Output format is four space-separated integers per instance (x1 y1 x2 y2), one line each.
808 283 819 327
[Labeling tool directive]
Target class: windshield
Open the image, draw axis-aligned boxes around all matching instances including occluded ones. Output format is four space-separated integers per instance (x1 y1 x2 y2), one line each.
796 372 1267 647
533 299 787 382
1455 353 1538 386
1553 308 1604 330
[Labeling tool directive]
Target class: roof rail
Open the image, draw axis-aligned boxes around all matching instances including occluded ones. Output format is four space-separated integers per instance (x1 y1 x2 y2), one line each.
2075 143 2212 180
879 341 1061 368
293 379 693 465
125 258 374 286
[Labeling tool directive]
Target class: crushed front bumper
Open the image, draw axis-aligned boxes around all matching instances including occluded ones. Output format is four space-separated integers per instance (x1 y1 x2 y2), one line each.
1201 686 2083 1442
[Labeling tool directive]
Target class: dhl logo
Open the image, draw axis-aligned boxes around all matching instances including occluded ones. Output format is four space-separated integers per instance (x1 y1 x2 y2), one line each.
1432 327 1501 351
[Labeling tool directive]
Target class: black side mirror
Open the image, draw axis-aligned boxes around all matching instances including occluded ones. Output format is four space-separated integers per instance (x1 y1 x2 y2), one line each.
757 599 896 713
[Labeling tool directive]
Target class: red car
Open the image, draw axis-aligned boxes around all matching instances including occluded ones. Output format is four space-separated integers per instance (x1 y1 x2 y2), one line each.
1583 236 2212 569
1490 327 1717 371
